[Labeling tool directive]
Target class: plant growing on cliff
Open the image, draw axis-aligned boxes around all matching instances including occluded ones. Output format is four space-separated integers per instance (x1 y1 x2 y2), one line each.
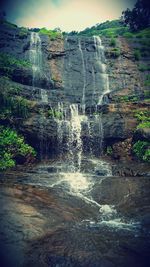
106 146 113 156
106 47 121 58
39 28 62 40
0 53 31 77
0 126 36 170
133 140 150 162
134 110 150 129
0 77 30 120
110 38 116 47
47 109 63 120
134 49 141 60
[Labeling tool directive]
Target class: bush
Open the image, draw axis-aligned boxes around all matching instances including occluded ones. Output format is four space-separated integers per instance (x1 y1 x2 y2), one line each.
144 75 150 87
123 32 133 38
134 110 150 122
137 122 150 129
106 47 121 58
48 109 63 120
106 146 113 156
18 27 29 39
39 28 62 40
110 38 116 46
0 126 36 170
138 64 150 72
0 77 30 119
134 50 141 60
133 140 150 162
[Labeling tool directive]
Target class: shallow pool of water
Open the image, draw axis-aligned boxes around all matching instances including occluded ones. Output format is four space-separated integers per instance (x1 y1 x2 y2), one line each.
0 157 150 267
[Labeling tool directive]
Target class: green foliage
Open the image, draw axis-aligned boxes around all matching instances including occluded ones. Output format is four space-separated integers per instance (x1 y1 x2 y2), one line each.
0 52 31 77
144 90 150 98
47 109 63 120
134 110 150 129
39 28 62 40
0 77 30 119
122 0 150 31
106 146 113 156
135 28 150 38
138 64 150 72
123 32 134 38
106 47 121 58
0 126 36 170
110 38 116 46
134 49 141 60
133 140 150 162
144 75 150 87
18 27 29 39
78 20 128 37
137 121 150 129
134 110 150 122
118 95 140 103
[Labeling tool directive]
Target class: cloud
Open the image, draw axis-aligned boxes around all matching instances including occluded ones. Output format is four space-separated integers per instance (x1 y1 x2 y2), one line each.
2 0 136 31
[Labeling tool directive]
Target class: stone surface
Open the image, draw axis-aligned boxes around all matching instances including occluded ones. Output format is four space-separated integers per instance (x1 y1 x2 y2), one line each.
0 23 148 160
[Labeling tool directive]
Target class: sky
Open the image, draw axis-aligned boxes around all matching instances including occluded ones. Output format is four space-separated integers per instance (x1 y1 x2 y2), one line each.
0 0 137 31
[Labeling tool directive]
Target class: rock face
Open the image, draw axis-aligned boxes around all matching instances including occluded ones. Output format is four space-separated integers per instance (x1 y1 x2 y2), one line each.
0 23 146 159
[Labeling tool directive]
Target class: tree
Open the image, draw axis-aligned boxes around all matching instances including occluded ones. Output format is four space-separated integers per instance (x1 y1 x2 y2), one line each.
122 0 150 31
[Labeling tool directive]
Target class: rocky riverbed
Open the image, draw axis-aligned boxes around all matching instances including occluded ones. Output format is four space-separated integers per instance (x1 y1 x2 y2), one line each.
0 158 150 267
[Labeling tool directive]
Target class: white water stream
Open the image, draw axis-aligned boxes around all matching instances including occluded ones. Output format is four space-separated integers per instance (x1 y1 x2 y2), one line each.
93 36 110 105
78 39 86 114
30 32 48 103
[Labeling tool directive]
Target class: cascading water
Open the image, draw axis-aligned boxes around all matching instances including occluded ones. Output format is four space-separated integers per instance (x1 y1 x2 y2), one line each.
93 36 110 154
93 36 110 105
29 32 48 103
29 32 112 211
78 39 86 114
29 32 48 159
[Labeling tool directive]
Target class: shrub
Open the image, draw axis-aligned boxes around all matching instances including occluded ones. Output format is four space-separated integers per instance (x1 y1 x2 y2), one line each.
106 146 113 156
137 122 150 129
138 64 150 72
18 27 29 39
133 141 150 162
110 38 116 46
106 47 121 58
0 53 31 77
39 28 62 40
134 50 141 60
123 32 133 38
48 109 63 120
0 126 36 170
144 75 150 87
0 77 30 119
134 110 150 122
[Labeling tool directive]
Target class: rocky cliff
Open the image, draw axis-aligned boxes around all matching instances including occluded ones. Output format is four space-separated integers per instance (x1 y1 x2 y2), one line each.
0 21 149 162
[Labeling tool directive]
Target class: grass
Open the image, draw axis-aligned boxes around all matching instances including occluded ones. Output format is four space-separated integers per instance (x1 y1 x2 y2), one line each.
105 47 121 58
39 28 62 40
138 64 150 72
0 76 30 120
0 52 31 77
133 140 150 162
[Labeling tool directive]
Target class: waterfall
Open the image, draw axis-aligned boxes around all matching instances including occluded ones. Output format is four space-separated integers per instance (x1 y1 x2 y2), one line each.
68 104 83 172
29 32 49 159
93 36 110 105
29 32 48 103
92 36 110 154
30 32 42 88
78 39 86 114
